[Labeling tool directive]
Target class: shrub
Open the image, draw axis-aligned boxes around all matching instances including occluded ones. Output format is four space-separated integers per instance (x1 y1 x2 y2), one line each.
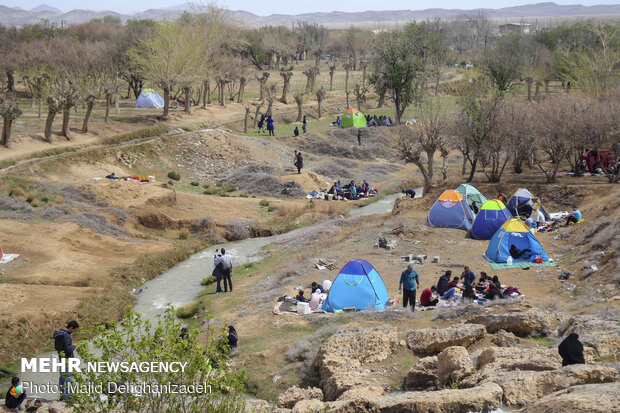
31 199 39 207
168 171 181 181
190 181 199 187
201 276 216 286
179 229 189 240
259 199 270 207
168 180 174 186
176 300 200 318
8 187 25 197
25 192 38 203
267 205 278 212
238 192 248 198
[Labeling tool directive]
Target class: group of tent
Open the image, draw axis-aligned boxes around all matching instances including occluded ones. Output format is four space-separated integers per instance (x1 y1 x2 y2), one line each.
427 186 550 264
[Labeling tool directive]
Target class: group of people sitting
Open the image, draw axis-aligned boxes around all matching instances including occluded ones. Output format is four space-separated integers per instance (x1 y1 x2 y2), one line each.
366 115 393 127
419 267 520 308
327 179 378 200
295 281 331 310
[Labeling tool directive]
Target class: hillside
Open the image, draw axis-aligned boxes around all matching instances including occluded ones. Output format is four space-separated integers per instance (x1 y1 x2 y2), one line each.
1 2 620 26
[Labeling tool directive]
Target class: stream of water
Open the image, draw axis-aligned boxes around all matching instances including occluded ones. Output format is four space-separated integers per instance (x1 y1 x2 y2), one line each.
11 191 416 400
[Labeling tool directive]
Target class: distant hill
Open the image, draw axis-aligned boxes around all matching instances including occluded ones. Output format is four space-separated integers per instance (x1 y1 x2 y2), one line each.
1 2 619 27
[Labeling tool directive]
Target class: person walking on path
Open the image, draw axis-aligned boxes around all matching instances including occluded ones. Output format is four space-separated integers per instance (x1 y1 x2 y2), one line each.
53 320 79 402
399 264 420 311
266 115 275 136
357 130 361 146
302 115 307 134
215 248 233 292
295 151 304 174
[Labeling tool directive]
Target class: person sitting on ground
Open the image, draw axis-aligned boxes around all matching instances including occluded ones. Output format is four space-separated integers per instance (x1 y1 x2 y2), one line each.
558 333 585 366
531 206 545 225
5 377 26 412
420 286 439 307
363 180 370 194
437 270 451 295
179 327 189 341
460 266 476 287
293 126 299 137
311 282 324 294
225 325 238 355
484 282 502 300
462 283 477 301
402 189 416 198
471 202 479 214
497 192 508 204
295 290 307 302
443 285 461 300
475 272 490 293
509 244 531 260
524 214 535 229
565 205 582 226
309 289 322 310
384 117 391 126
492 275 501 290
446 276 459 291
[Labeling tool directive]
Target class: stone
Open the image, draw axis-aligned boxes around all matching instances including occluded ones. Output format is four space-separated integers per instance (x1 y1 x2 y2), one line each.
491 329 519 347
437 346 475 384
245 399 280 413
403 356 439 391
493 364 620 406
321 368 382 401
523 382 620 413
406 324 486 354
336 385 387 401
559 314 620 358
277 386 324 408
292 399 326 413
325 399 380 413
374 382 503 413
466 309 567 336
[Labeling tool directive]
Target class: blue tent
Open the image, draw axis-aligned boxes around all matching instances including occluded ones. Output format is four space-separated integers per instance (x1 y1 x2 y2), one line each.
507 188 550 220
470 199 513 240
321 260 388 312
427 190 474 231
485 219 549 263
136 88 164 108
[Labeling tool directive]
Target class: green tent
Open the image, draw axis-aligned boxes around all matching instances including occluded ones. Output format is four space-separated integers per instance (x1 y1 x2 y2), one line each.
341 109 366 128
455 184 487 215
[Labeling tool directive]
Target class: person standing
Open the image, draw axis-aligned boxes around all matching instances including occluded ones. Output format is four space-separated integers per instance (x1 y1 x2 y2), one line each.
357 130 362 146
53 320 79 402
213 249 224 294
296 152 303 174
257 114 266 133
399 264 420 311
302 115 307 134
293 126 299 137
558 333 585 366
215 248 233 292
266 115 275 136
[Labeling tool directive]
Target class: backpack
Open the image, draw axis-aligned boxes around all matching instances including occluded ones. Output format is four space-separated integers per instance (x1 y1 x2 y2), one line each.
53 330 67 353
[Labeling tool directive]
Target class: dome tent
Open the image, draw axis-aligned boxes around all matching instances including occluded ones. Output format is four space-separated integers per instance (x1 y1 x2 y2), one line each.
455 184 487 215
340 108 366 128
470 199 512 240
507 188 550 220
485 219 549 263
320 260 388 312
136 88 164 108
427 190 475 231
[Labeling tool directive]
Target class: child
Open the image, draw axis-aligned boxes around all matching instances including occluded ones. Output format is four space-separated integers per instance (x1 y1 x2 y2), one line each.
5 377 26 412
295 290 307 302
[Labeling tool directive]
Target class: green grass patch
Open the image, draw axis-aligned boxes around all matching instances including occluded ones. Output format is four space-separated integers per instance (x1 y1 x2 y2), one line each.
26 146 79 160
176 300 201 318
177 184 204 194
529 336 554 348
201 276 216 286
105 126 169 145
0 160 16 169
258 199 270 207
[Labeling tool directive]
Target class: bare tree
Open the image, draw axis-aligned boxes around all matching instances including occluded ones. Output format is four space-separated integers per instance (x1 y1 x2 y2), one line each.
265 82 277 115
254 71 270 101
278 66 293 104
534 96 573 183
251 101 262 129
294 92 304 122
303 67 320 95
316 87 326 118
0 99 22 147
44 96 62 143
327 58 338 91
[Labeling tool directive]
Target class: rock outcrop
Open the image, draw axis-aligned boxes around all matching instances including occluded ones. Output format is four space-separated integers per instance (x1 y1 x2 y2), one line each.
436 346 475 384
559 314 620 358
406 324 486 354
492 364 620 406
491 329 519 347
523 382 620 412
403 356 439 391
277 386 324 408
291 399 326 413
466 309 566 336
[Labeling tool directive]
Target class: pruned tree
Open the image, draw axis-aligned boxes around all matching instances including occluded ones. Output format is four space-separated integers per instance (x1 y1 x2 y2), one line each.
254 71 270 101
294 91 304 122
396 125 433 194
278 66 294 104
353 78 368 111
44 95 62 143
316 86 326 118
265 82 277 115
251 101 263 129
327 57 338 91
342 57 354 109
303 66 320 95
0 99 22 147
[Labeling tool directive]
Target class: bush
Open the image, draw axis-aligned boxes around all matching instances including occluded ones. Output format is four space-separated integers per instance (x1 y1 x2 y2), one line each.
267 205 278 212
176 300 201 318
190 181 199 186
201 276 216 286
25 192 38 203
259 199 270 207
31 199 39 207
8 187 25 197
168 171 181 181
179 229 189 240
168 180 174 186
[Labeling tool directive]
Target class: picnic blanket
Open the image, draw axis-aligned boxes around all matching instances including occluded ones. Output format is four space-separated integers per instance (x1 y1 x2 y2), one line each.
483 253 557 269
273 301 299 315
0 254 20 264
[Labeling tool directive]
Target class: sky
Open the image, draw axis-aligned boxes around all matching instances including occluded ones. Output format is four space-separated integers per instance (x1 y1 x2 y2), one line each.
2 0 619 15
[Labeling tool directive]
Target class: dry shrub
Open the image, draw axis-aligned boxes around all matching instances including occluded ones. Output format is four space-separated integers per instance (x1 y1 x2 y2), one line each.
228 169 304 198
8 187 25 197
25 192 38 203
178 229 189 240
70 211 125 237
225 219 257 241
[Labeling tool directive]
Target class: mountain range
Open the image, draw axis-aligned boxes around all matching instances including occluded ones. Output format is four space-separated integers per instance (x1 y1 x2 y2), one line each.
0 2 619 27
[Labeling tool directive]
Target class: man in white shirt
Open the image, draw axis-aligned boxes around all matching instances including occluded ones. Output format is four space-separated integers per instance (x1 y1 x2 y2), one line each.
215 248 233 292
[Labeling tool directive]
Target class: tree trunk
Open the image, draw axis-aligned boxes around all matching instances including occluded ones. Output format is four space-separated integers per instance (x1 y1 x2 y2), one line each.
207 80 212 105
244 107 250 133
30 92 36 109
1 118 9 147
184 86 191 114
259 80 266 101
266 99 274 116
82 101 94 133
466 158 478 183
426 149 435 181
435 74 440 97
295 98 303 122
253 104 261 129
415 159 432 195
219 81 226 107
237 78 246 103
544 80 550 94
61 107 71 140
275 54 281 69
37 95 43 119
534 83 540 100
377 89 386 108
114 92 120 115
314 53 320 67
44 110 56 143
345 68 350 108
441 154 448 181
5 70 15 93
526 79 532 101
329 70 335 91
356 94 362 111
162 87 170 119
104 94 111 122
126 84 131 99
317 99 322 119
461 155 467 175
394 94 401 125
268 52 274 70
